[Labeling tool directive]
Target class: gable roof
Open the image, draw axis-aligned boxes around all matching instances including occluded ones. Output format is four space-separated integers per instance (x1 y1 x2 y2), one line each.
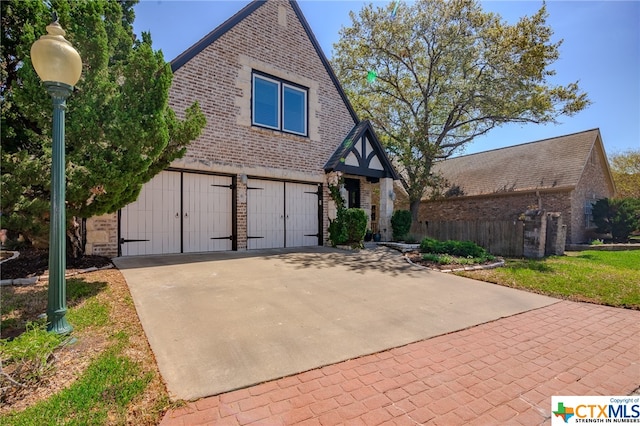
431 129 613 197
170 0 359 123
324 120 399 180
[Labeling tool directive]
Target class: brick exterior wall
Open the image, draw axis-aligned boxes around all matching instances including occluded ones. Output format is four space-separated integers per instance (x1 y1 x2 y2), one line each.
405 139 615 246
85 0 356 257
415 189 573 237
169 0 354 177
570 142 615 244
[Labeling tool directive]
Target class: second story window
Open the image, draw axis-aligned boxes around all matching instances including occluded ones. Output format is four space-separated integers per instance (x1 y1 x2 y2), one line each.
252 73 307 136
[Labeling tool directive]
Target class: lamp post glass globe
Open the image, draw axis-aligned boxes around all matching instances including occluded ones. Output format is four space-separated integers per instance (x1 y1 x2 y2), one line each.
31 17 82 335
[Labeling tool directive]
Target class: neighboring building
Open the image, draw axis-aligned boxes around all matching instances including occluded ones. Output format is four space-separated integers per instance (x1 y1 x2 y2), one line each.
414 129 616 245
85 0 398 257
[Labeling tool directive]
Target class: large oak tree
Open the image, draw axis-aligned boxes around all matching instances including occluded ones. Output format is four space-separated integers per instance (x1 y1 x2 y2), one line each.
1 0 206 254
333 0 590 219
610 150 640 199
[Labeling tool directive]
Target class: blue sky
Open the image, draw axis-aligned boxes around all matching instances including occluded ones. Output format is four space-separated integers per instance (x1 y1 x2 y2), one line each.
133 0 639 158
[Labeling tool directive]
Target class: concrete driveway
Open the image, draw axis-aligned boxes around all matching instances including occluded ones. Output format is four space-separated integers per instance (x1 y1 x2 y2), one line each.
113 246 555 401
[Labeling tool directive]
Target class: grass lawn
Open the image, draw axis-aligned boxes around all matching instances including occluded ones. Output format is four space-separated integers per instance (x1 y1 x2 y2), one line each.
1 269 170 425
458 250 640 309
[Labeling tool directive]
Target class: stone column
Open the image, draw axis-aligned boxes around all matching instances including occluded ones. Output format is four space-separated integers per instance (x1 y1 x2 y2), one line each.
545 212 566 256
523 209 547 258
378 177 395 241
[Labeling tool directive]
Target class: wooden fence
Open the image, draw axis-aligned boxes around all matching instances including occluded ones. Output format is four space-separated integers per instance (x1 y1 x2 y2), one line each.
411 220 525 257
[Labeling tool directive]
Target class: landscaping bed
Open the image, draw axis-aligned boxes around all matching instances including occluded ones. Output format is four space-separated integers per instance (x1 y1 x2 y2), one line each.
405 250 504 271
0 249 113 281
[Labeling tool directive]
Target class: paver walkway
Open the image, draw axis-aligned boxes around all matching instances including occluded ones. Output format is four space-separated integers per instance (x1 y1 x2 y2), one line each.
160 301 639 425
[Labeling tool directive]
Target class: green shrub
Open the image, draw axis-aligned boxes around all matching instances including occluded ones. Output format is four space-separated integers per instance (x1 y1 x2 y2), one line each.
419 238 441 253
391 210 412 241
329 208 367 247
420 237 493 260
343 208 367 245
592 198 640 242
328 212 347 246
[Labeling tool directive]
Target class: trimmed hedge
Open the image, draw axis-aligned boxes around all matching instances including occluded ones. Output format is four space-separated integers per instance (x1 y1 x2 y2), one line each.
391 210 412 241
329 208 367 247
420 238 489 258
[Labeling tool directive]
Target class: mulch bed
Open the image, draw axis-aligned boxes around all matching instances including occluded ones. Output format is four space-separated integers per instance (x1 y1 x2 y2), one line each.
0 249 113 280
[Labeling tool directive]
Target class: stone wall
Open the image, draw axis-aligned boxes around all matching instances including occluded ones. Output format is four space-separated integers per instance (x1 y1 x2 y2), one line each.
85 213 118 257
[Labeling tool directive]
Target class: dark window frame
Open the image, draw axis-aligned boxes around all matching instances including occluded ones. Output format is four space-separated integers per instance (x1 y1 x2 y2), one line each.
252 71 308 137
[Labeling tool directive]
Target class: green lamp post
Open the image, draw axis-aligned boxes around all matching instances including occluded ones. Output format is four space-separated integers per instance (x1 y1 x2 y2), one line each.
30 16 82 334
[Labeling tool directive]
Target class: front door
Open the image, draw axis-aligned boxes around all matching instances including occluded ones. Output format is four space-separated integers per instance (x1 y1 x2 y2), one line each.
344 178 360 208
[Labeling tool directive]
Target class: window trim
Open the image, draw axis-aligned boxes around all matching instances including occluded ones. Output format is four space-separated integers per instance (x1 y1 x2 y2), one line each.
252 72 308 137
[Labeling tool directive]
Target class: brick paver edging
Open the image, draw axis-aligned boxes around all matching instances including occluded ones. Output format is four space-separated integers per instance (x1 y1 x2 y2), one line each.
160 301 640 425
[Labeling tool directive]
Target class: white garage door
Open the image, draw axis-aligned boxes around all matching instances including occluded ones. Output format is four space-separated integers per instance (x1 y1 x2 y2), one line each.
183 174 233 253
285 182 321 248
120 171 181 256
120 171 233 256
247 179 319 249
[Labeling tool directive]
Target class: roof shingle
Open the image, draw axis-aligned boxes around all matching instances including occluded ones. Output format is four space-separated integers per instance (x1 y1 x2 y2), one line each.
431 129 602 197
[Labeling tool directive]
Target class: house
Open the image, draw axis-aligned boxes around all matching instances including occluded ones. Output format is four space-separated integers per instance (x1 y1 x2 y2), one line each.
413 129 616 245
84 0 398 257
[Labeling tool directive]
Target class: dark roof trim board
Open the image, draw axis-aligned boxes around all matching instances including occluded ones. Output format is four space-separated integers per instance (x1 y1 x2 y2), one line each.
324 120 400 180
169 0 359 123
170 1 264 72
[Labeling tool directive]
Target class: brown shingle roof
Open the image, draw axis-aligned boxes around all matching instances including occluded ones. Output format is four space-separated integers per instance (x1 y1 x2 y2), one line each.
431 129 602 197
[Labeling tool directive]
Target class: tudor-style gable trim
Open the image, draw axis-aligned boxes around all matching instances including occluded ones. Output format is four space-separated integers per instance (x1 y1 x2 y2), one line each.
169 0 359 123
325 120 399 180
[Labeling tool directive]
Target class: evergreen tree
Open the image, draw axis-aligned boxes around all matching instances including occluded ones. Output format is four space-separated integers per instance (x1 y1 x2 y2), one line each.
1 0 206 253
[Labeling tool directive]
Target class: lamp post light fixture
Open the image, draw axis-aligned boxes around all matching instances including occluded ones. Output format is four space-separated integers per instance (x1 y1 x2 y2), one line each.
30 15 82 334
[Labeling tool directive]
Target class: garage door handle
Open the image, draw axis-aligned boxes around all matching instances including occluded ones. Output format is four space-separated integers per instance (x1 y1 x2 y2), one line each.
120 238 150 244
175 213 179 218
184 213 189 218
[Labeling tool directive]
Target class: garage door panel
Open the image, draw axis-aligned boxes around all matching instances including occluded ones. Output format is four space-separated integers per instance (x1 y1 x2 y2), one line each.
247 179 285 250
247 179 319 250
183 174 233 253
121 171 181 256
121 171 232 256
286 183 319 247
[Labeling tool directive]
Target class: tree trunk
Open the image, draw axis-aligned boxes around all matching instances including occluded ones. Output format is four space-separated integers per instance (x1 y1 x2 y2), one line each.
67 216 85 259
409 199 421 224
